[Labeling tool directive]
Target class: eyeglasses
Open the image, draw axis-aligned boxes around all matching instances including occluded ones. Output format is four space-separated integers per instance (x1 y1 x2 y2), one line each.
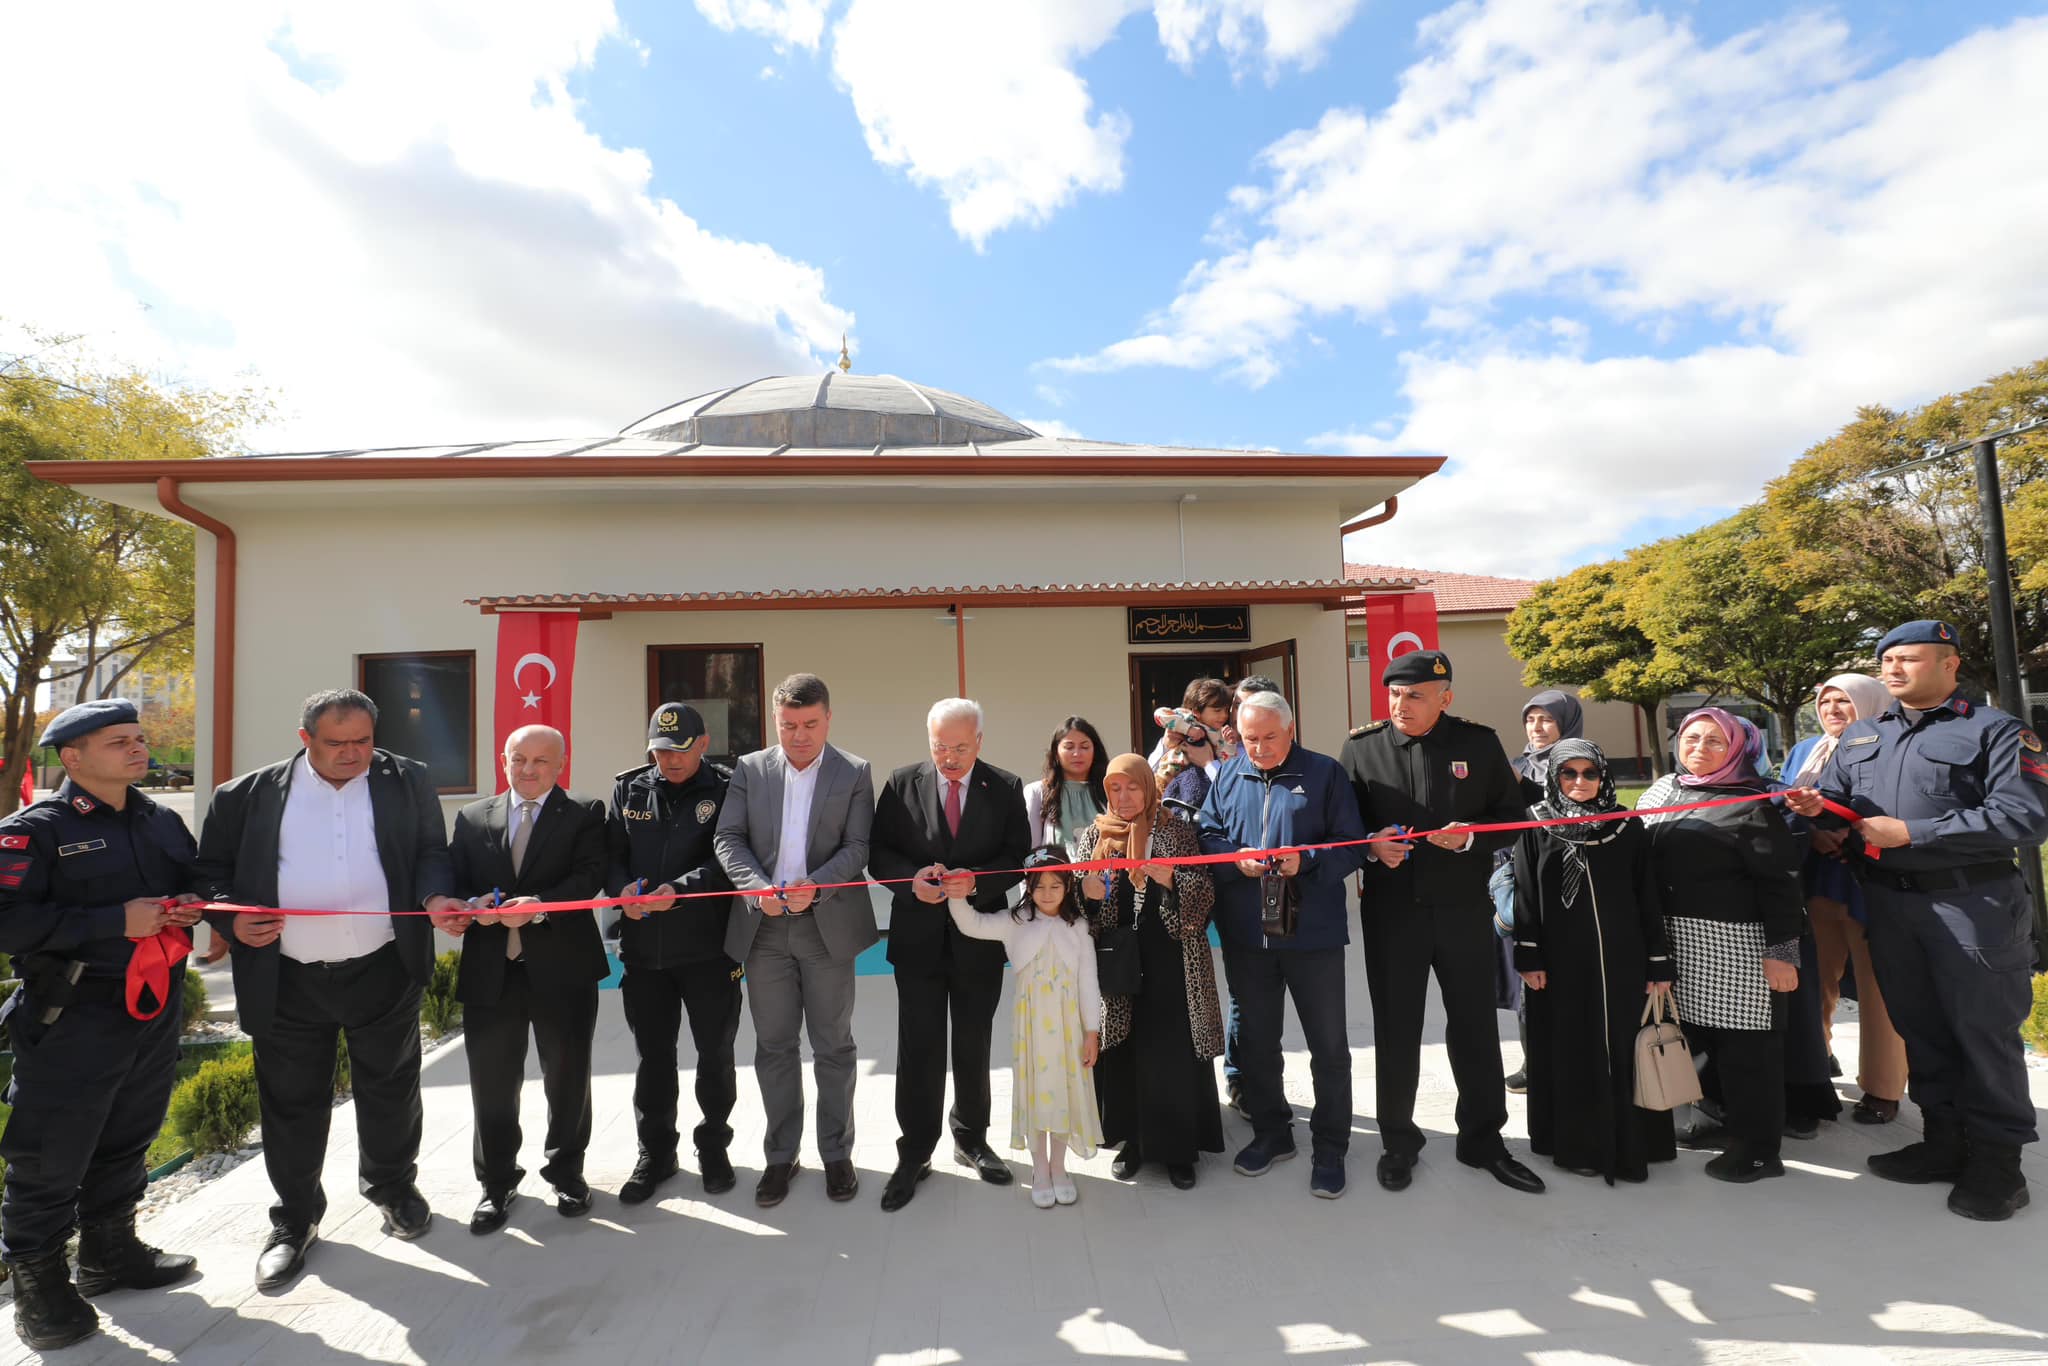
929 741 976 758
1557 765 1601 782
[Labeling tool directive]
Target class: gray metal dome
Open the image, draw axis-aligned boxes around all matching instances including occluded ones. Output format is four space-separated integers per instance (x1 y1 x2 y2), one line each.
621 373 1039 448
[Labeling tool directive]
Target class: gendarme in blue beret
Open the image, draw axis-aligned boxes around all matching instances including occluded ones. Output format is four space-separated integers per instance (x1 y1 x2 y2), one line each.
1875 619 1960 658
1382 649 1453 687
37 698 140 750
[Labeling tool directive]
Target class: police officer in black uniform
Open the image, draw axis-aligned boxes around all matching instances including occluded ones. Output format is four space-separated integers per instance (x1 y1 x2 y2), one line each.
1786 620 2048 1221
0 700 202 1350
1339 650 1545 1196
606 703 742 1204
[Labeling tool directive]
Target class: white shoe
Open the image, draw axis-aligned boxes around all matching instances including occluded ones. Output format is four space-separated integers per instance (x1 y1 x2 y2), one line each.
1051 1179 1078 1205
1030 1184 1057 1209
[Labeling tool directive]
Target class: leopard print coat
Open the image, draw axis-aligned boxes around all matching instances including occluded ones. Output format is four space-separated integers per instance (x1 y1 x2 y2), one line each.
1077 813 1223 1058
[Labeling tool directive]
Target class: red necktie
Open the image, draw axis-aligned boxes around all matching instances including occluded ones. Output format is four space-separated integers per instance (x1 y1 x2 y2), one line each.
944 779 962 838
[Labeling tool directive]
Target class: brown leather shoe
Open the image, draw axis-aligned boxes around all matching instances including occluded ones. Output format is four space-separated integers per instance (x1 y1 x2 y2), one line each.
824 1159 859 1202
755 1160 800 1208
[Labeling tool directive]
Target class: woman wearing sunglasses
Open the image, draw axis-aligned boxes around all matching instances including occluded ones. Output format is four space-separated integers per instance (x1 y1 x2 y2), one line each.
1511 739 1676 1185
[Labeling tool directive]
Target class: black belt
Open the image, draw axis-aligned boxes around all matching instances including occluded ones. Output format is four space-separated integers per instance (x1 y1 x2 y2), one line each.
1858 861 2019 894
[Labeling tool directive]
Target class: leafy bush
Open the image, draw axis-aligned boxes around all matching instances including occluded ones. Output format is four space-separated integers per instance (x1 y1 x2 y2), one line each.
180 968 208 1027
166 1054 261 1155
421 950 463 1040
334 1033 351 1099
2026 974 2048 1055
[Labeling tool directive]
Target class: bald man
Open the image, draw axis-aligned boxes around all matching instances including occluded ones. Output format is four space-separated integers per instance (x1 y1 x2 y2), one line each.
440 725 609 1233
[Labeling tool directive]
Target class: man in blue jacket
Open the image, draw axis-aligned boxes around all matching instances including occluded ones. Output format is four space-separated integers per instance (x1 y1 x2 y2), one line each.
1198 691 1366 1198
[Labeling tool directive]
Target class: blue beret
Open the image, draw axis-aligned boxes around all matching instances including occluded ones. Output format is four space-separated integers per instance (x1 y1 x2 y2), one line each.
1875 619 1960 658
1382 649 1453 686
37 698 140 750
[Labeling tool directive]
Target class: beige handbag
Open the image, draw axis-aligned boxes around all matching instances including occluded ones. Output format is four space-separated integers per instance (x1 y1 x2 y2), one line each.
1633 991 1702 1111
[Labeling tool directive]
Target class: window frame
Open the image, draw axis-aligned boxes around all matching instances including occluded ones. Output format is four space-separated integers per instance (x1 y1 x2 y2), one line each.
644 642 768 766
355 648 478 794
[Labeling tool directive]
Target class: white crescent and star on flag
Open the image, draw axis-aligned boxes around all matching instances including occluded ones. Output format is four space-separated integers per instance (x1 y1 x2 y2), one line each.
513 652 557 710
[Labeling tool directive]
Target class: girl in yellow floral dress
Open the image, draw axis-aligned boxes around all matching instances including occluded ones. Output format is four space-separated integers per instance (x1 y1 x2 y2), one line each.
948 847 1103 1207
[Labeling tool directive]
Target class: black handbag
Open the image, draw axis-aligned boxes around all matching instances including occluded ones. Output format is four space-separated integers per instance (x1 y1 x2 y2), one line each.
1094 843 1152 997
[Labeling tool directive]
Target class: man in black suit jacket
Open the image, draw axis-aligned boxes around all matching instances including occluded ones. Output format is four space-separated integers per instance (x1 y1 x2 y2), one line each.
195 689 462 1291
869 698 1029 1211
438 724 608 1234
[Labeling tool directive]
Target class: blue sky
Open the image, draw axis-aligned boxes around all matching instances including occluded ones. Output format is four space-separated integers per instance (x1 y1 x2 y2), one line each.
4 0 2046 575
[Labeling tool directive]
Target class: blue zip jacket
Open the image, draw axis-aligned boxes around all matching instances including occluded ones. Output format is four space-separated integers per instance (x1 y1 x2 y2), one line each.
1197 743 1366 950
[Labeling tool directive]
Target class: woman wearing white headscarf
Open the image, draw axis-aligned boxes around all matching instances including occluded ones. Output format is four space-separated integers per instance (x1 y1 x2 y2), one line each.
1783 673 1908 1123
1500 690 1588 1091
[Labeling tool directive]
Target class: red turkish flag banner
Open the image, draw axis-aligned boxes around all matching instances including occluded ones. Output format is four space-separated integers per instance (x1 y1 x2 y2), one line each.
1362 592 1441 722
492 611 580 791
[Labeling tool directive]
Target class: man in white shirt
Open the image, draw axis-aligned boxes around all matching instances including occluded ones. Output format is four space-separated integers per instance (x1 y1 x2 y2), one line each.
713 674 875 1209
197 690 464 1291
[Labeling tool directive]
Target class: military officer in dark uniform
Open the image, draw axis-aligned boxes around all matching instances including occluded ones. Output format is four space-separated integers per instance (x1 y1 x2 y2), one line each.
0 700 202 1350
606 704 742 1205
1339 650 1545 1196
1785 620 2048 1221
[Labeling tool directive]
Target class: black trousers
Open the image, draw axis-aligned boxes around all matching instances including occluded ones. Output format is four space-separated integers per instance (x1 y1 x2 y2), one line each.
463 963 598 1191
620 958 742 1160
1693 1001 1786 1159
1222 943 1352 1160
0 985 182 1262
893 949 1004 1164
1361 901 1508 1162
257 945 423 1230
1864 880 2038 1146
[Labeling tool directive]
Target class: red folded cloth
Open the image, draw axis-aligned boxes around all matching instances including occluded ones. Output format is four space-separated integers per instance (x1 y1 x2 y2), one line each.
126 924 192 1021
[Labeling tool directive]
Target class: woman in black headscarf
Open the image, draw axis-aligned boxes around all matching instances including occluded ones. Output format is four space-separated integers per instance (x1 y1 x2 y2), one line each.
1500 689 1588 1090
1512 740 1676 1184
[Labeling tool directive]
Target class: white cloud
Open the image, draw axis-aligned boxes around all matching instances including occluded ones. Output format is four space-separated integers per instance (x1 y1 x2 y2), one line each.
0 0 850 449
1016 415 1085 440
1153 0 1365 77
694 0 833 51
1050 1 2048 574
825 0 1364 247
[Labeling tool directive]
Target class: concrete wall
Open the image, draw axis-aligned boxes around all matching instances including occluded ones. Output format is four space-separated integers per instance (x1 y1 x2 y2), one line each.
1346 615 1650 775
212 493 1353 812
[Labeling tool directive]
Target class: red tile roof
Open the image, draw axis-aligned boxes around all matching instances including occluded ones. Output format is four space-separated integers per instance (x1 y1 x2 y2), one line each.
1344 563 1536 615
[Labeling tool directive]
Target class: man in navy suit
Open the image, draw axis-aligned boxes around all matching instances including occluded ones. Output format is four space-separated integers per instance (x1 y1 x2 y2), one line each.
439 724 608 1234
869 698 1029 1211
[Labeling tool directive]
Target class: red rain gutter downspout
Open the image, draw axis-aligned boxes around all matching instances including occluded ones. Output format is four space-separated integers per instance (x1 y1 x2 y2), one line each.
155 478 235 787
1339 496 1399 537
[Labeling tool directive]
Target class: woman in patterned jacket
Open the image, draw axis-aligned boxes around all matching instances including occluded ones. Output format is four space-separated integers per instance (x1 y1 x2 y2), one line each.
1637 709 1807 1183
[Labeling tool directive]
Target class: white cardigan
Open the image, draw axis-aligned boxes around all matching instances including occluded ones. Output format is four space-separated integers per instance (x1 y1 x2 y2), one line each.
947 896 1102 1031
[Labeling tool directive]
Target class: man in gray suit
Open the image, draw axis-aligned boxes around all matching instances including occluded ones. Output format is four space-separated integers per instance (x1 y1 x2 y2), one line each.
714 673 876 1208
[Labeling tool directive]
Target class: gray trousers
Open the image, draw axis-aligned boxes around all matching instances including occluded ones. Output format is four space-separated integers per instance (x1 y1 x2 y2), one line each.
745 914 860 1164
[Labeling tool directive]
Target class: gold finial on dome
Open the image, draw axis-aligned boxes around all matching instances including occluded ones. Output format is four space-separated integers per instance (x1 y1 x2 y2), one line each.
836 335 852 373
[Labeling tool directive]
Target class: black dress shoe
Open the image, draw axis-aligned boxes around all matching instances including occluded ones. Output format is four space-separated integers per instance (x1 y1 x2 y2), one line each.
1376 1153 1414 1192
1111 1144 1144 1180
1166 1163 1197 1190
879 1161 932 1212
824 1159 859 1202
470 1190 516 1235
699 1150 736 1196
1783 1116 1820 1140
1471 1154 1546 1194
756 1160 799 1208
75 1213 198 1295
372 1187 432 1240
955 1140 1014 1186
555 1181 595 1217
255 1224 317 1292
619 1153 679 1206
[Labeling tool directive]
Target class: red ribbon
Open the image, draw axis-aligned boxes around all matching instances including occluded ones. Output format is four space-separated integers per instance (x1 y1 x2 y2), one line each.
189 788 1829 919
126 923 192 1020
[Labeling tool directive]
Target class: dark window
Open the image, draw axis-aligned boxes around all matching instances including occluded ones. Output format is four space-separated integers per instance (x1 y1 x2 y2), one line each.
647 644 765 766
358 651 477 792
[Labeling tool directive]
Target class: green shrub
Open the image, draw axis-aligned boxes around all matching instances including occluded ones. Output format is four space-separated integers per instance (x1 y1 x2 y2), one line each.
2025 974 2048 1055
421 949 463 1040
179 969 208 1028
334 1032 351 1099
166 1055 260 1155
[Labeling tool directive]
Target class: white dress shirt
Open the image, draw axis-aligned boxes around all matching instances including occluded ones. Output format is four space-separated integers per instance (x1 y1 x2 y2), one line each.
277 752 396 963
772 750 823 886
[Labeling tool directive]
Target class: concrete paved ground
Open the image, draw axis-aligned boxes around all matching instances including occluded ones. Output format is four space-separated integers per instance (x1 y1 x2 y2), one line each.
6 944 2045 1366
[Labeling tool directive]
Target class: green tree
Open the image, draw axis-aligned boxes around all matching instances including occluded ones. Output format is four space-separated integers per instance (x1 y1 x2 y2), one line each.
0 340 262 815
1504 547 1691 775
1632 508 1874 744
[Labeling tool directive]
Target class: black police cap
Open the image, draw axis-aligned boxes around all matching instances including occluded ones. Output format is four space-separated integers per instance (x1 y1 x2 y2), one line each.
37 698 140 750
1381 650 1453 687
